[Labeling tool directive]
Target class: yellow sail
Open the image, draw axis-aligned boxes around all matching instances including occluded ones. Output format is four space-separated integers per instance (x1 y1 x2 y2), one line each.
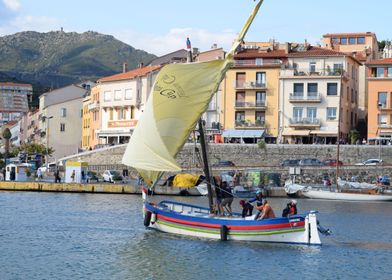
122 0 263 186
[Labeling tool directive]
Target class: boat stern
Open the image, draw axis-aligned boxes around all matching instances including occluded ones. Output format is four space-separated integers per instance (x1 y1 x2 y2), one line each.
306 211 322 245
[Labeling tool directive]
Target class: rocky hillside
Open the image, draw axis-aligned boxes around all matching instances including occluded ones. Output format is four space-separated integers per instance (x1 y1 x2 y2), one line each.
0 31 156 91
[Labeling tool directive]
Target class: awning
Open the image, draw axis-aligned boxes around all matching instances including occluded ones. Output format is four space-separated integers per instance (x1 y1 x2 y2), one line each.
222 129 265 138
310 130 338 136
282 129 310 136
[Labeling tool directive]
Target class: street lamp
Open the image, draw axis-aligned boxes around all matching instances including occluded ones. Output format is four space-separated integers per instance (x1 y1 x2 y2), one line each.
44 116 53 168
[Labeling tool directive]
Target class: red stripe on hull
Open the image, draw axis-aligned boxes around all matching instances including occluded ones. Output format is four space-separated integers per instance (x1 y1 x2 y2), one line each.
157 214 304 230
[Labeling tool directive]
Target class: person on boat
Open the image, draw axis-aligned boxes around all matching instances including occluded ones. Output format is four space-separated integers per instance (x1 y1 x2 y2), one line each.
257 199 276 220
239 200 253 218
248 190 264 219
213 176 224 215
282 200 297 217
221 181 234 215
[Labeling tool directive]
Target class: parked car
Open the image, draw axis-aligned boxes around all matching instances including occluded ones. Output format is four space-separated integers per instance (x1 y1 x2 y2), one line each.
102 170 122 183
323 159 343 166
281 159 300 167
213 160 235 167
298 158 324 166
355 159 383 166
86 171 99 183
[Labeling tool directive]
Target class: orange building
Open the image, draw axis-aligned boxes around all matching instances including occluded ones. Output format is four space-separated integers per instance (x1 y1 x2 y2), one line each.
366 58 392 141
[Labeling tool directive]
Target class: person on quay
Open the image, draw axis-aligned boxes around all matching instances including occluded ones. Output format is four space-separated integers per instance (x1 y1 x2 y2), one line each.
257 199 275 220
282 200 297 217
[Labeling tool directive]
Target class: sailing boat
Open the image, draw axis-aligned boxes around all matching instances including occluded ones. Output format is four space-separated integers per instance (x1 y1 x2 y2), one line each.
122 0 323 245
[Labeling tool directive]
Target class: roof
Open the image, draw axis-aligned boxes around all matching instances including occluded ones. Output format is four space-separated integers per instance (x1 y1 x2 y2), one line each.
366 58 392 66
0 82 32 87
288 46 362 64
98 65 162 83
323 32 376 38
234 49 287 59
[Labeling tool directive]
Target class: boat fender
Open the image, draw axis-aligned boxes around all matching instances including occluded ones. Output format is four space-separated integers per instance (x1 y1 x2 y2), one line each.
220 225 229 241
144 211 152 227
151 212 157 224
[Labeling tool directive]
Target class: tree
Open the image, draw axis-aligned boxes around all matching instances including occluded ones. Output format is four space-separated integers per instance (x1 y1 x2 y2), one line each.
257 139 266 150
349 129 360 145
2 128 11 166
14 143 54 157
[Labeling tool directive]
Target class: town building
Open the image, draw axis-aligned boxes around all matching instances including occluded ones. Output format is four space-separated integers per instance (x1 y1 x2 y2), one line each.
39 82 93 162
366 58 392 141
323 32 379 132
279 45 361 144
0 82 32 125
81 92 92 149
93 65 161 146
149 49 189 66
18 109 40 144
221 41 286 143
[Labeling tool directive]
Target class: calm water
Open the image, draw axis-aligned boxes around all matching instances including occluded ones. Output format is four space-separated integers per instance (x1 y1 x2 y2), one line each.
1 192 392 280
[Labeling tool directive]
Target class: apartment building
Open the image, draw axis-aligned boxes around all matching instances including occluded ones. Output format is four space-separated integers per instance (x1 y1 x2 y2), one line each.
366 58 392 140
221 42 286 143
0 82 32 125
323 32 379 126
19 109 40 144
95 65 161 146
279 45 361 144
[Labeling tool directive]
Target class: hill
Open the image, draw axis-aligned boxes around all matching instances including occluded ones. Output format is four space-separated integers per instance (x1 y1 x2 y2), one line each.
0 31 157 93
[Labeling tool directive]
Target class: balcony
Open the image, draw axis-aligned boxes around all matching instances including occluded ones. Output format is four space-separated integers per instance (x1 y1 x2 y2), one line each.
88 101 99 111
234 100 266 109
280 67 349 79
289 117 320 128
234 59 281 67
235 80 266 90
289 93 322 103
235 120 265 128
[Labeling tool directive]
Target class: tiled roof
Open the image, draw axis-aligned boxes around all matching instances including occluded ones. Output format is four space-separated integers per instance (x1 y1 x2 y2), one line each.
0 82 32 87
288 46 362 64
234 49 287 59
366 58 392 66
98 65 162 83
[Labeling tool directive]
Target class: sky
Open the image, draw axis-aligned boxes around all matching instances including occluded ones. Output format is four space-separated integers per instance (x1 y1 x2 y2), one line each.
0 0 391 56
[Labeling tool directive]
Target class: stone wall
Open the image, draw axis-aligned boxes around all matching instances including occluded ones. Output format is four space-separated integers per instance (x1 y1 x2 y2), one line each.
62 143 392 185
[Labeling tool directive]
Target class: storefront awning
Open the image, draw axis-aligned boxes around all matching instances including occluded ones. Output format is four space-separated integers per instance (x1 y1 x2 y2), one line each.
282 129 310 136
222 129 265 138
310 130 338 136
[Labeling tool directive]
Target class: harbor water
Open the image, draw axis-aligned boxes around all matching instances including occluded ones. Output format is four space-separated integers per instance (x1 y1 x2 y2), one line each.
1 191 391 279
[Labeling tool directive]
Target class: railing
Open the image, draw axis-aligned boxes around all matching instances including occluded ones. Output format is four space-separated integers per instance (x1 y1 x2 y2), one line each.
235 80 266 89
289 93 321 102
88 101 99 111
235 101 266 108
235 120 265 127
234 59 282 66
281 67 349 78
289 117 320 125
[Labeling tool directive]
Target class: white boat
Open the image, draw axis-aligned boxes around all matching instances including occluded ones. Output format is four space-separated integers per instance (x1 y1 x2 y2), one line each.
302 188 392 201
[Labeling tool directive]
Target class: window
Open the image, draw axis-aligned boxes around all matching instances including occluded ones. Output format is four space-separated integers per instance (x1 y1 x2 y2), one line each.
332 38 339 44
327 107 337 120
293 107 303 121
307 83 318 97
235 111 245 121
256 91 266 106
351 89 354 102
255 111 265 125
118 109 126 120
293 83 304 96
130 106 134 119
388 68 392 77
327 83 338 96
378 114 387 125
376 67 384 77
349 37 356 44
307 107 317 119
114 90 122 100
104 91 111 101
309 62 316 73
378 92 387 108
235 92 245 106
125 89 132 100
80 109 83 118
60 108 66 117
340 38 347 44
357 37 365 44
255 72 266 86
60 123 65 132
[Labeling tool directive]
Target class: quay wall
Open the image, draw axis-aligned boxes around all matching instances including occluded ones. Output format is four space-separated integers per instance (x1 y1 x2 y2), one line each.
62 144 392 185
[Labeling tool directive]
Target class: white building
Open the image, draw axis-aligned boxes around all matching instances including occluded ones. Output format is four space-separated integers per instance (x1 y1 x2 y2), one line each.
279 46 361 144
96 65 161 145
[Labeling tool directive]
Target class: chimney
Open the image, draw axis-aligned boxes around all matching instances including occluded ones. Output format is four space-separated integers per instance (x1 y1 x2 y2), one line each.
139 62 144 68
284 42 291 54
123 62 128 73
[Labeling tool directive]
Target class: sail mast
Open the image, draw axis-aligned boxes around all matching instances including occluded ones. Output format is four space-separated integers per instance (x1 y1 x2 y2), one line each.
336 65 344 192
187 45 214 212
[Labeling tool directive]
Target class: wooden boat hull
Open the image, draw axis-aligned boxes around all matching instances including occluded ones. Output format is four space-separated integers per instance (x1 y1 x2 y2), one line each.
303 189 392 201
144 200 321 245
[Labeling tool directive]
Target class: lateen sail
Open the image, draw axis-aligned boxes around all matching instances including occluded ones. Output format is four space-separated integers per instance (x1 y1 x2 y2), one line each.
122 0 264 186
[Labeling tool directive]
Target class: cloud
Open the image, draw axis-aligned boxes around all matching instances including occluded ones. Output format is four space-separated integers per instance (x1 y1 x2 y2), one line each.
3 0 20 11
113 28 238 56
